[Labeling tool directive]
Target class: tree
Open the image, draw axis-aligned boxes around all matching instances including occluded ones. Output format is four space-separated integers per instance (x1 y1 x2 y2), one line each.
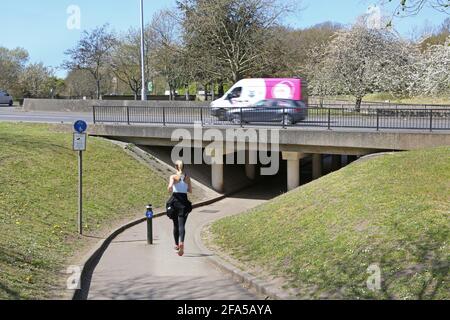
64 69 98 99
382 0 449 17
411 36 450 95
63 24 116 99
46 77 66 98
321 22 414 110
382 0 449 27
110 25 157 100
18 63 55 98
274 22 342 78
306 44 338 106
149 9 186 100
178 0 297 83
0 47 29 95
111 30 144 100
419 18 450 50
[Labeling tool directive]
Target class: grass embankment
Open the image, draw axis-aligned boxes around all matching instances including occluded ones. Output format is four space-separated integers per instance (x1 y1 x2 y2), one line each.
211 147 450 299
0 123 167 299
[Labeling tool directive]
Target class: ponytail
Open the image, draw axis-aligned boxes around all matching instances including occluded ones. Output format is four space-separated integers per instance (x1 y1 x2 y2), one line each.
175 160 184 174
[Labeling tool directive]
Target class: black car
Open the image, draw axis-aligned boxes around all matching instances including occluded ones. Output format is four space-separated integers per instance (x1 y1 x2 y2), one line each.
224 99 308 125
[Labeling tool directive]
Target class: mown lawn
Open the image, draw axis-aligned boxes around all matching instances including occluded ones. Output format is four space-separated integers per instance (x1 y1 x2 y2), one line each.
211 147 450 299
0 123 167 299
363 93 450 105
314 94 450 105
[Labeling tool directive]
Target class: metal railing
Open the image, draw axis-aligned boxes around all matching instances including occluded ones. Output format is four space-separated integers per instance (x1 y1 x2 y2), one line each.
92 105 450 131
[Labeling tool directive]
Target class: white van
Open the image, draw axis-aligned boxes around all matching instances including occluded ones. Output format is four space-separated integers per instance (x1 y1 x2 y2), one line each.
0 91 13 106
210 78 307 119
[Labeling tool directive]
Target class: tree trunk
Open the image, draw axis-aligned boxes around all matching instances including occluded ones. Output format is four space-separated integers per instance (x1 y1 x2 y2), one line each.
204 83 208 101
232 70 242 83
218 82 224 97
96 79 101 100
355 97 362 113
211 82 215 101
185 84 189 101
134 92 138 100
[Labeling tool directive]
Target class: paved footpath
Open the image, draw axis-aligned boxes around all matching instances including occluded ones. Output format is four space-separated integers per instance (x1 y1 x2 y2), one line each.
87 191 273 300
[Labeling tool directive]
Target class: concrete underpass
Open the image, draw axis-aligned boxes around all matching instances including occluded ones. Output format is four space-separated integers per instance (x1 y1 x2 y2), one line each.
139 145 359 194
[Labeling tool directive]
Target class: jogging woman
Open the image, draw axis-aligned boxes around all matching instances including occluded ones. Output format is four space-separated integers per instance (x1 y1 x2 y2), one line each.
167 160 192 256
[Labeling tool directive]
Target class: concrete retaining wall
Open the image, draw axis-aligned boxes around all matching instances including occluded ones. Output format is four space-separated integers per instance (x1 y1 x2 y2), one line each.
22 99 210 113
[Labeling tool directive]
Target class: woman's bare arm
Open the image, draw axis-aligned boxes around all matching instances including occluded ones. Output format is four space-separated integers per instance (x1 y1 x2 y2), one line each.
186 176 193 194
168 175 174 193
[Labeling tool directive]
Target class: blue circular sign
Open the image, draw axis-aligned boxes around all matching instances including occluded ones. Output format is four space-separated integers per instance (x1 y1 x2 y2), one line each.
74 120 87 133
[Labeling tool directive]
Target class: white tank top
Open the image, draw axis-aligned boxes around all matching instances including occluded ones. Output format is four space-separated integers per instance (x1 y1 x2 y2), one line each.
172 174 188 194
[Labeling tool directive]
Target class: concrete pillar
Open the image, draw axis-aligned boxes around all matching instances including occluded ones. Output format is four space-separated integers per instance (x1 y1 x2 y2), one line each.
312 154 322 180
282 152 305 191
211 163 224 193
245 149 257 180
205 145 225 193
331 155 341 171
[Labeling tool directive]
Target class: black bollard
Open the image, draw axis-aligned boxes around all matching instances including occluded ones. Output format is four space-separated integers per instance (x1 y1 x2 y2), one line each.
145 204 153 245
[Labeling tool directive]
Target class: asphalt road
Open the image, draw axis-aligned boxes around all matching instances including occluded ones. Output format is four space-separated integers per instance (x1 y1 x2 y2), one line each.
0 107 93 124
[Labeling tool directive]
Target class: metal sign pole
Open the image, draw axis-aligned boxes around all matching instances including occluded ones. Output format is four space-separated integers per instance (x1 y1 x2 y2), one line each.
73 120 87 236
78 150 83 235
140 0 147 101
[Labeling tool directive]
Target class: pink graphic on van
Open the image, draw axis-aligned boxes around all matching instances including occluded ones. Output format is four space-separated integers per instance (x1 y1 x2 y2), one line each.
264 78 301 100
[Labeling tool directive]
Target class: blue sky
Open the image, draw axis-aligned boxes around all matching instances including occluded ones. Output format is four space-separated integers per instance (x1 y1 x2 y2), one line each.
1 0 447 78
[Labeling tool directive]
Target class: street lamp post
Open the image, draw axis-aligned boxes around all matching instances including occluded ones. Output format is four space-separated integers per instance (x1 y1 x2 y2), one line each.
140 0 147 101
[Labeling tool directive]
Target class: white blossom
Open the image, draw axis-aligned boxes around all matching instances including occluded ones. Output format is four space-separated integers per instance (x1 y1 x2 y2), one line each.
317 21 414 107
412 36 450 95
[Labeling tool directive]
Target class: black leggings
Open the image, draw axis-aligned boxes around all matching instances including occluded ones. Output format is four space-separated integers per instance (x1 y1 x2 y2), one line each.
173 214 188 245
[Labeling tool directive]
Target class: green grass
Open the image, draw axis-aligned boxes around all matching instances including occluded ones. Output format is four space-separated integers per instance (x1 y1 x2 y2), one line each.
363 93 450 105
0 123 167 299
211 147 450 299
313 94 450 105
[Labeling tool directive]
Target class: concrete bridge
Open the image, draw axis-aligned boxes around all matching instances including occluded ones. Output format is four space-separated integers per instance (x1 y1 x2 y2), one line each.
88 123 450 192
3 101 449 193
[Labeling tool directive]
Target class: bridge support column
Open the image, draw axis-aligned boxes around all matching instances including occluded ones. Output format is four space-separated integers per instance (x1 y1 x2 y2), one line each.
312 154 322 180
282 152 305 191
331 155 341 171
211 163 224 193
206 146 226 193
245 150 257 180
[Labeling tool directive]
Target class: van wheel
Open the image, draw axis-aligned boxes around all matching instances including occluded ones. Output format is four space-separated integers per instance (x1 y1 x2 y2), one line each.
9 101 13 106
282 114 294 126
